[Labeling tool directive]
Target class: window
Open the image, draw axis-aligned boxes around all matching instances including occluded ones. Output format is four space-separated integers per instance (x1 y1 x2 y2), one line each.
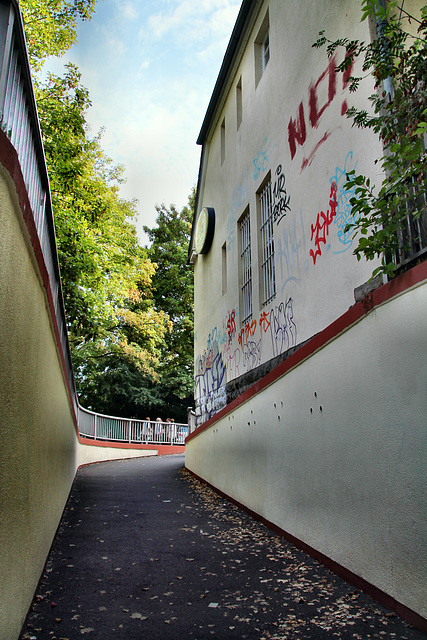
255 10 270 86
236 76 242 130
258 177 276 305
221 118 225 165
262 29 270 73
222 242 227 295
239 209 252 322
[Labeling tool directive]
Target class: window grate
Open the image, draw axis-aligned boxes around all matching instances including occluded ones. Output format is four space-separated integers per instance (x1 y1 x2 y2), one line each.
259 180 276 304
392 174 427 271
240 211 252 323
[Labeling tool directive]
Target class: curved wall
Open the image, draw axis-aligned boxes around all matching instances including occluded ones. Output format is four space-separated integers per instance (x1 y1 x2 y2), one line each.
0 159 79 639
186 269 427 625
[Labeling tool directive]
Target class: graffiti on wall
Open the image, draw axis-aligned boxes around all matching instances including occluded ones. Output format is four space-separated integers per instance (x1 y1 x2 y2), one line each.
253 137 276 181
287 54 354 171
270 297 297 357
227 167 250 247
236 297 297 359
272 164 291 224
227 309 237 344
195 296 298 423
277 209 308 294
309 181 338 265
330 151 359 253
195 337 227 424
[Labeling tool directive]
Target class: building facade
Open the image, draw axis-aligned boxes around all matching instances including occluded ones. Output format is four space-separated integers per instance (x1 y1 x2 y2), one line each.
190 0 386 424
187 0 427 626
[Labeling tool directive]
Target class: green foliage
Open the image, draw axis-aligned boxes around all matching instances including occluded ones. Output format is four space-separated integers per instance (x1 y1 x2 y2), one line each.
314 1 427 278
35 64 172 407
143 191 195 421
20 0 193 421
21 0 96 71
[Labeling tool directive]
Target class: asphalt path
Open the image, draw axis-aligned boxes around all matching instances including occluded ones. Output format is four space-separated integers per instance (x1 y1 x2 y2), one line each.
20 454 426 639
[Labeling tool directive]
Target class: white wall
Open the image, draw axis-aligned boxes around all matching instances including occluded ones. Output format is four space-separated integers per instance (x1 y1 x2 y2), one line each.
186 279 427 619
76 442 158 467
192 0 384 424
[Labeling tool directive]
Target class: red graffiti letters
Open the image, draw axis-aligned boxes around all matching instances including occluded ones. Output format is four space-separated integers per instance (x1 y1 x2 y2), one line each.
238 318 257 347
227 309 236 343
309 182 338 265
288 101 307 160
288 55 354 164
308 56 337 129
259 310 271 334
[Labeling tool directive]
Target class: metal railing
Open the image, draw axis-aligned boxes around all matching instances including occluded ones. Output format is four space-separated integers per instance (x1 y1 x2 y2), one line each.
392 174 427 272
0 0 78 418
78 406 188 445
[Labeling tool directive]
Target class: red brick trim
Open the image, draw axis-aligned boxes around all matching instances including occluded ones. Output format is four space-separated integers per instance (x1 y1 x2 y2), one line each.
186 468 427 633
78 436 185 456
186 260 427 443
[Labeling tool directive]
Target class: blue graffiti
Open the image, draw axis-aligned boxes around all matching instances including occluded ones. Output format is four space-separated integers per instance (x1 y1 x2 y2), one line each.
330 151 359 253
227 167 250 247
277 209 308 294
253 137 276 181
195 339 227 425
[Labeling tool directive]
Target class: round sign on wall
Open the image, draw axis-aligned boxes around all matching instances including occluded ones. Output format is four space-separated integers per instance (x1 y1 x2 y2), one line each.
194 207 215 255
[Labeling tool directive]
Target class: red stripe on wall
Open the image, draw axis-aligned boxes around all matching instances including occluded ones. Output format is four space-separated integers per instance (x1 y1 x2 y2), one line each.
78 437 185 456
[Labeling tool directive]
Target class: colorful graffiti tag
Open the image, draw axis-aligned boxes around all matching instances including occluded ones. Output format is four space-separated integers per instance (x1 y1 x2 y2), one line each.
331 151 359 253
194 338 227 424
195 296 298 425
309 181 338 265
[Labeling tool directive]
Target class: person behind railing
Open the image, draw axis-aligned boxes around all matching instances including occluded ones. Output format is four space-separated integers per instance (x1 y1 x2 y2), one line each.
155 417 162 442
168 418 176 443
142 417 150 443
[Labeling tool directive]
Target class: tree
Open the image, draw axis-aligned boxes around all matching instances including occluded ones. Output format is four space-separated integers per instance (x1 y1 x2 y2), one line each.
21 0 96 71
313 0 427 278
143 191 195 421
19 0 191 420
32 63 172 415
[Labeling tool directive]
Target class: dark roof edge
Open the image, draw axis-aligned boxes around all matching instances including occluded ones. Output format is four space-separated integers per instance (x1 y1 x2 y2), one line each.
196 0 255 146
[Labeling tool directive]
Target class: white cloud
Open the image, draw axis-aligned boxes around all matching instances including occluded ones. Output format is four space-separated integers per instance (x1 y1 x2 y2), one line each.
44 0 242 242
143 0 241 48
123 2 138 20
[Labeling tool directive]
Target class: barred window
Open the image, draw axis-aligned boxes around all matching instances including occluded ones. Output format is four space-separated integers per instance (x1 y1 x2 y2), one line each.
259 179 276 305
239 210 252 323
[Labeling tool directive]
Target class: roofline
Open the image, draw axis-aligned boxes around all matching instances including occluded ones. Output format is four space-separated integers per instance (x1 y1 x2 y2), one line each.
196 0 256 146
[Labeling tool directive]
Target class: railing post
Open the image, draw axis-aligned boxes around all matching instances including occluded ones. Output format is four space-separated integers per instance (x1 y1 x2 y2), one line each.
94 414 97 440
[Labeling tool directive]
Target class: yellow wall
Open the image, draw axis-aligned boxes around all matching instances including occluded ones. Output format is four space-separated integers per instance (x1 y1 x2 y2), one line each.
0 165 78 640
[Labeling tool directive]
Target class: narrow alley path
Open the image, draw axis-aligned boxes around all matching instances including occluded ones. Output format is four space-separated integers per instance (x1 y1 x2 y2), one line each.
20 455 425 640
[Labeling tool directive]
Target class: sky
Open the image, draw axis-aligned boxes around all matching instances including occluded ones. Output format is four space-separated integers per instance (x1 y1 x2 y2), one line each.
45 0 242 244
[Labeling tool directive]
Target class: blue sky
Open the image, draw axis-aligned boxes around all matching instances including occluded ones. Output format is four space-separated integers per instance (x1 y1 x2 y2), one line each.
45 0 242 243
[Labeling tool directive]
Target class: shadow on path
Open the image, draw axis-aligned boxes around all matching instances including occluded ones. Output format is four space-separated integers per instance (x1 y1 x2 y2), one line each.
20 455 425 639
